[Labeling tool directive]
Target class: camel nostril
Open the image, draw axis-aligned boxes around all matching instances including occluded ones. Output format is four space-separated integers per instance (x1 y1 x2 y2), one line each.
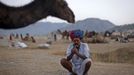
68 18 75 23
68 16 75 23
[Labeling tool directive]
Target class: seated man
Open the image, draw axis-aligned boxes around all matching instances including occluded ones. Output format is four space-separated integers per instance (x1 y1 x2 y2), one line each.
60 30 92 75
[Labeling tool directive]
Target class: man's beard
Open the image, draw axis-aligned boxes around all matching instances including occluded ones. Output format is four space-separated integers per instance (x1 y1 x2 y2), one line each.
74 44 80 49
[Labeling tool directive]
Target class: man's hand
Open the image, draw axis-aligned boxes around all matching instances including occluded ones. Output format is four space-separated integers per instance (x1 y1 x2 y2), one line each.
72 46 87 60
72 47 79 54
67 47 77 61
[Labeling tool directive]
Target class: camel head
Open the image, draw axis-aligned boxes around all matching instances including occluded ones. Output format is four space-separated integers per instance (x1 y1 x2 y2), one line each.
49 0 75 23
0 0 75 29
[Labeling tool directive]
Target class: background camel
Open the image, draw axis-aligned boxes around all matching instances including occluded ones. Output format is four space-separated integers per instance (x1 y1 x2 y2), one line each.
0 0 75 29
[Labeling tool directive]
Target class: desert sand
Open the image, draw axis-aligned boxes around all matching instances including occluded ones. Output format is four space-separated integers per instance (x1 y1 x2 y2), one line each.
0 37 134 75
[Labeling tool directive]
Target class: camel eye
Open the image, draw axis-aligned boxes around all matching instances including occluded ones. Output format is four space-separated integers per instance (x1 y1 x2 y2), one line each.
60 1 67 8
63 1 67 6
0 0 34 7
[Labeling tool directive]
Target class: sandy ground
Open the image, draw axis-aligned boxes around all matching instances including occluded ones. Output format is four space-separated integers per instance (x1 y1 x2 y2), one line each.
0 39 134 75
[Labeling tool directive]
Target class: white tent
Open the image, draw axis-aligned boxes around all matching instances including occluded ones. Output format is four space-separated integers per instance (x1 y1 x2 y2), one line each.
38 43 50 49
10 41 28 48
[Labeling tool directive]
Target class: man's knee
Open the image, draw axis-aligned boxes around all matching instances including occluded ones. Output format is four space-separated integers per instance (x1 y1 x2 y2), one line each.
86 60 91 67
60 58 67 65
83 59 92 67
86 61 91 65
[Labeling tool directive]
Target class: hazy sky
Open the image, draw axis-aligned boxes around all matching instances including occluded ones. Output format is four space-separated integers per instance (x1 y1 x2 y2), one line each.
0 0 134 25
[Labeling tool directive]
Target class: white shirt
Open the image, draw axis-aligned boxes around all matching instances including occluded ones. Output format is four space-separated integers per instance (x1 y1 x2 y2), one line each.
66 42 90 67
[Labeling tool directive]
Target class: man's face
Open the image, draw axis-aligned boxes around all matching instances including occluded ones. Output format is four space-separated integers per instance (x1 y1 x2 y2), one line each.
73 38 80 46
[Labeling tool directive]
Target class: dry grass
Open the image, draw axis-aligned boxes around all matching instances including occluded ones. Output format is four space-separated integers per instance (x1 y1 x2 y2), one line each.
92 46 134 64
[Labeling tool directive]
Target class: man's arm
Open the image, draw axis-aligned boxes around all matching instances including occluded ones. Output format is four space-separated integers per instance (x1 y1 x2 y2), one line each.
67 52 74 61
74 44 89 60
75 51 87 60
67 48 87 60
72 47 87 60
66 44 75 61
